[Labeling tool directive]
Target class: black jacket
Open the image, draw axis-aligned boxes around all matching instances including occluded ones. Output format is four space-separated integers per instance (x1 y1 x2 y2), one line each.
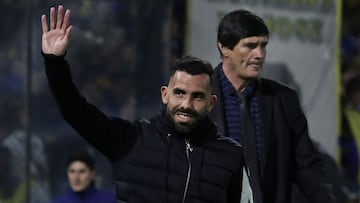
44 55 243 203
209 64 335 203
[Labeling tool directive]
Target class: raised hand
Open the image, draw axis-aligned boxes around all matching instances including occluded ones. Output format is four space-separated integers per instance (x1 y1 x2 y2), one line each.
41 5 72 56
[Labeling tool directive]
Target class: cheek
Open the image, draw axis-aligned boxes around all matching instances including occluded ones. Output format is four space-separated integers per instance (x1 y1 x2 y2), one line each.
239 50 253 61
193 102 208 113
240 53 251 63
167 96 181 107
68 174 76 182
83 175 92 184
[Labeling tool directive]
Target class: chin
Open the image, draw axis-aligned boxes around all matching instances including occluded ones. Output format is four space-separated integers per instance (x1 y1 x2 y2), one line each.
248 72 261 79
174 123 193 134
72 186 86 192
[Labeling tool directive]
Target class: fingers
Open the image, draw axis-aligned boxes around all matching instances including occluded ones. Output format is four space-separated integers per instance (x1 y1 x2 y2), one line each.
65 25 73 40
42 5 71 32
56 5 64 29
62 9 71 31
49 7 55 30
41 15 48 33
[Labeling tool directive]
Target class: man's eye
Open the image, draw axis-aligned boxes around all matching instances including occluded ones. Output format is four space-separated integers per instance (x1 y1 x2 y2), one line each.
193 93 205 100
247 43 257 49
174 89 185 96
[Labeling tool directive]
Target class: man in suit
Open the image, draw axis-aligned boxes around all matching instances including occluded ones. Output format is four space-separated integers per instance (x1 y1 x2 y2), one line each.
208 9 335 203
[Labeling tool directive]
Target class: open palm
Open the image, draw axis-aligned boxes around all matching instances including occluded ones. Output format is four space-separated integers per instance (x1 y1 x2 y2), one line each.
41 5 72 56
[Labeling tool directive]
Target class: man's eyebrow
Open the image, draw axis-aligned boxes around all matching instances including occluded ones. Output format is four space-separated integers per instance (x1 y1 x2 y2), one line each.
192 91 206 97
244 40 268 46
173 87 186 93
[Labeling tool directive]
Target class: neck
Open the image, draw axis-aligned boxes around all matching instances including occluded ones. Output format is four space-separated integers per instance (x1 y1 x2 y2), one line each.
222 63 251 92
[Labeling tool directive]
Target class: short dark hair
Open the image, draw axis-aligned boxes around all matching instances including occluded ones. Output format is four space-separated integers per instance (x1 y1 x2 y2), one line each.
217 9 269 52
66 150 95 170
169 55 214 84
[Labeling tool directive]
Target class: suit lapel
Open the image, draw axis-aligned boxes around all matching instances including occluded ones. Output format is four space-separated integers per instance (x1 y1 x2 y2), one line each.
210 65 226 136
256 78 274 174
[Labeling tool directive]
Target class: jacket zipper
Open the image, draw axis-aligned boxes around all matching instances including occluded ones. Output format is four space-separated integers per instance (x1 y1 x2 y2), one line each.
182 139 193 203
166 133 172 203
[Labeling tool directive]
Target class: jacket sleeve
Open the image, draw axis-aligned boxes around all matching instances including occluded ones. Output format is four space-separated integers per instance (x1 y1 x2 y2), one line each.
280 89 335 202
43 53 137 160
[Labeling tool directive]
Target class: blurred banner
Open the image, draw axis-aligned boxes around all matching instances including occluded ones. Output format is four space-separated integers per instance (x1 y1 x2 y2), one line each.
186 0 340 157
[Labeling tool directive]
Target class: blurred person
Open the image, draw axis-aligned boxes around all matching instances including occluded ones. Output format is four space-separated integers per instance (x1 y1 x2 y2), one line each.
344 77 360 157
1 106 50 203
50 150 115 203
0 146 27 203
341 77 360 202
208 9 335 202
41 5 243 203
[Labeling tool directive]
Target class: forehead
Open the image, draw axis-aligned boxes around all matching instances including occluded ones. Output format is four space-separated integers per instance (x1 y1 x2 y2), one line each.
68 161 90 171
170 71 211 91
239 35 268 44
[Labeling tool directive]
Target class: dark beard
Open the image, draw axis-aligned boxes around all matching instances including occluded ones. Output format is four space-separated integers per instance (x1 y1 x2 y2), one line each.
166 107 202 134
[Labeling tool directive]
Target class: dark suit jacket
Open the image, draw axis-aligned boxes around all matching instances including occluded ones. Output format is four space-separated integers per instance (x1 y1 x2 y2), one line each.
209 64 335 203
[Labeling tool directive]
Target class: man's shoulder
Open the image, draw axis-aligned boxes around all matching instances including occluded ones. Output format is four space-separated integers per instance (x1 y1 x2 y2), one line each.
258 77 298 97
94 189 116 201
259 77 294 90
211 134 242 152
50 194 69 203
207 136 243 166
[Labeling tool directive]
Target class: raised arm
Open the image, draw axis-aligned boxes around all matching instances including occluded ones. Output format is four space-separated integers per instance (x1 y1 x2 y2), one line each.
41 5 138 161
41 5 72 56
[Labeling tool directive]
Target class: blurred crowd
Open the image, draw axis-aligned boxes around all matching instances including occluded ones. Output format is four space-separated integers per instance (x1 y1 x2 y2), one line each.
0 0 174 202
340 1 360 202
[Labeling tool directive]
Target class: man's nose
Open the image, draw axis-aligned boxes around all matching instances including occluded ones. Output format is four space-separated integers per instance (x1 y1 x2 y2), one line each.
180 97 193 109
254 47 266 58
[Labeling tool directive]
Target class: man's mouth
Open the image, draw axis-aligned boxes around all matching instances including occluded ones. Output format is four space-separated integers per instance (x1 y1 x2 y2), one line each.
176 112 193 122
249 63 262 68
174 110 197 123
177 112 192 118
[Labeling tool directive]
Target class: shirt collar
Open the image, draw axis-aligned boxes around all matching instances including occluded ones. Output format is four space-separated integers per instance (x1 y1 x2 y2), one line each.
218 65 257 99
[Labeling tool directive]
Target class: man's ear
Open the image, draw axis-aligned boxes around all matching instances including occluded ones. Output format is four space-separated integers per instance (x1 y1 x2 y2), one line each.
207 95 217 112
217 42 229 57
160 86 168 104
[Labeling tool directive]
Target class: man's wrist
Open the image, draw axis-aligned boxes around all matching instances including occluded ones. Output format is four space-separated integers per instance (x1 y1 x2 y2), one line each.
41 51 66 60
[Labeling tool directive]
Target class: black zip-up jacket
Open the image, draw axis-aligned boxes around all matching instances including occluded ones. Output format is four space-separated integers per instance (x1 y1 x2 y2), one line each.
43 54 244 203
